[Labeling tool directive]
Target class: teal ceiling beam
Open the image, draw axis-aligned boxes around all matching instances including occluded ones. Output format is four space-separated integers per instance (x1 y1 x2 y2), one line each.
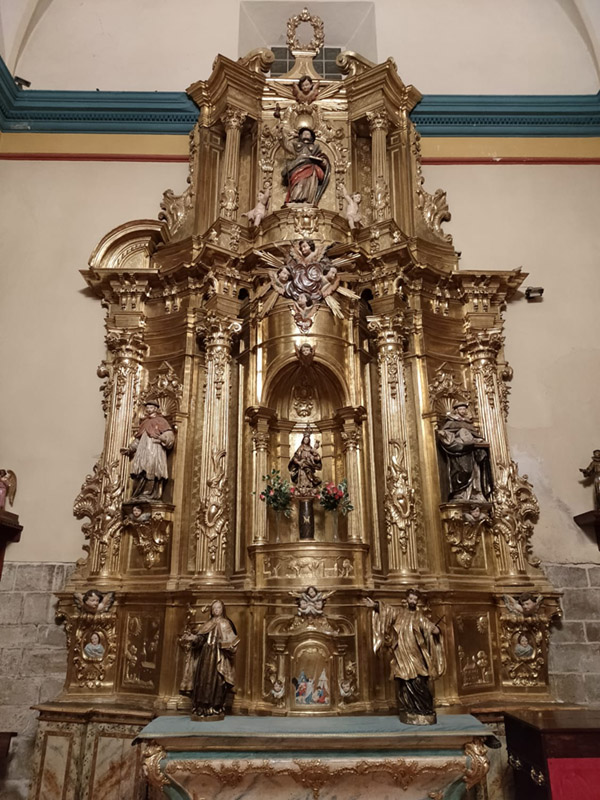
1 58 599 137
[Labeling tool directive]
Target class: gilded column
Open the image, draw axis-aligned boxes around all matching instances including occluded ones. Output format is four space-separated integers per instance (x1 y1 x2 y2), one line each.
194 312 242 578
246 406 276 544
75 327 147 576
462 327 537 576
368 314 418 575
335 407 366 543
220 106 247 220
367 109 390 221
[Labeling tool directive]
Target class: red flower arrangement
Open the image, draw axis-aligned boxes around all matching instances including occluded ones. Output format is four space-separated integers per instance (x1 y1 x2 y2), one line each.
319 478 353 515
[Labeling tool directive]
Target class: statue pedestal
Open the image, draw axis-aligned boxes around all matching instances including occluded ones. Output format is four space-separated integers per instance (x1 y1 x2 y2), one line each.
138 714 492 799
0 510 21 579
573 509 600 550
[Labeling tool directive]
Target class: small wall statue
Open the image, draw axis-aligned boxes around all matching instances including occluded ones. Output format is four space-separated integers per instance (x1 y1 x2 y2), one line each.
580 449 600 510
437 401 493 502
365 589 446 725
0 469 17 512
180 600 240 720
123 399 175 500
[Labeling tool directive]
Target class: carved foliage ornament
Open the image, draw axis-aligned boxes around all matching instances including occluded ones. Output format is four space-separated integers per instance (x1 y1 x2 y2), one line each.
140 361 184 418
195 449 230 563
123 508 171 569
286 7 325 54
443 507 491 569
384 440 415 554
73 458 124 570
492 461 540 567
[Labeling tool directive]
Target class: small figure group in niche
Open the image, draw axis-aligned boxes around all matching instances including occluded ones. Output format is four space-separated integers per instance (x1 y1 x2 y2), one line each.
365 589 446 725
122 399 175 501
180 599 239 720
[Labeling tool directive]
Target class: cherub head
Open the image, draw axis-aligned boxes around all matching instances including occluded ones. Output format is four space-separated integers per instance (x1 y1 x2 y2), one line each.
131 505 143 519
352 192 361 203
82 589 102 613
277 266 291 283
299 239 315 258
519 593 538 616
298 76 314 95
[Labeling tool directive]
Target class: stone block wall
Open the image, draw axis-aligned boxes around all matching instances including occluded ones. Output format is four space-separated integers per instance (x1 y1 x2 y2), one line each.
0 562 73 800
545 562 600 706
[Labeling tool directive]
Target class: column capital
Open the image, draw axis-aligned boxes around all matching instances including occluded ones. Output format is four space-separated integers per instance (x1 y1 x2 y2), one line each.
367 109 390 133
104 327 147 362
462 326 504 363
196 311 242 350
222 105 247 131
367 313 406 348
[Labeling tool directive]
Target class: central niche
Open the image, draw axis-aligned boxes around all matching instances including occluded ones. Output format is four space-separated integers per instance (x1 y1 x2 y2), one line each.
265 356 347 542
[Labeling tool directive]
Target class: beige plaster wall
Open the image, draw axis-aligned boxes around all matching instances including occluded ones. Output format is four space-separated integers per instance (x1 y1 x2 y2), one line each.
0 158 188 563
1 159 598 566
423 163 600 564
3 0 598 93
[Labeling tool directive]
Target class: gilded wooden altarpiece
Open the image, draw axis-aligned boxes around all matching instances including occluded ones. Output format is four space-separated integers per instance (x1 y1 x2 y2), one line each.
33 14 561 790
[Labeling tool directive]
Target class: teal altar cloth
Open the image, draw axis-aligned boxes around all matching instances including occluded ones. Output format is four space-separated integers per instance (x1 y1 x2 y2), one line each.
138 714 492 799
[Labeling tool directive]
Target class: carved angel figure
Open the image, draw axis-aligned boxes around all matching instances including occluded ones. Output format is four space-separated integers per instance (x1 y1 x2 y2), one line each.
255 239 359 331
0 469 17 511
289 585 335 618
340 185 363 230
271 75 343 109
242 186 270 227
74 589 115 615
502 593 543 618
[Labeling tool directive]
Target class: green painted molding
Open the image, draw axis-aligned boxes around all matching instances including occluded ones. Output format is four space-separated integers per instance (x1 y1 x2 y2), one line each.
1 57 599 137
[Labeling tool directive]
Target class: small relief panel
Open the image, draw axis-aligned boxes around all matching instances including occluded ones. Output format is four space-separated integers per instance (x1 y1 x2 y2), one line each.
120 613 162 693
454 612 495 694
291 641 331 708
